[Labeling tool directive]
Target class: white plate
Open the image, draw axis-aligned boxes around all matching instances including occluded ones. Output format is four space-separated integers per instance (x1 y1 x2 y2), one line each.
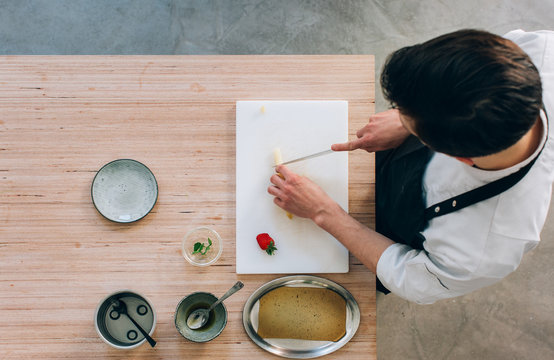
242 275 360 359
91 159 158 223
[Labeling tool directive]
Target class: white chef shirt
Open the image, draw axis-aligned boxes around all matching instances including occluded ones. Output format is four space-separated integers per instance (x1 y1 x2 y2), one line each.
376 30 554 304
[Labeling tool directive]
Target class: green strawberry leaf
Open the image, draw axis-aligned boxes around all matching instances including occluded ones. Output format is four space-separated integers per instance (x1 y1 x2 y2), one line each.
265 240 277 256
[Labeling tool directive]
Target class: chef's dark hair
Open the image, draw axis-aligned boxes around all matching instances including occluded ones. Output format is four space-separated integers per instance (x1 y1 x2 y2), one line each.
381 29 543 157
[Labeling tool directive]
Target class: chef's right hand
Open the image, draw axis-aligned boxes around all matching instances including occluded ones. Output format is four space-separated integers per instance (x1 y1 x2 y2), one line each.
331 109 411 153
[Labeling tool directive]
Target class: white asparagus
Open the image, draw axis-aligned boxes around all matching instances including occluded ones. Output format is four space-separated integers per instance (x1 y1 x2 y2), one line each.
273 147 283 165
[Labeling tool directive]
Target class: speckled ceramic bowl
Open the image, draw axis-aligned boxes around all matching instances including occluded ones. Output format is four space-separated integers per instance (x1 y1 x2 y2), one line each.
91 159 158 223
174 292 227 342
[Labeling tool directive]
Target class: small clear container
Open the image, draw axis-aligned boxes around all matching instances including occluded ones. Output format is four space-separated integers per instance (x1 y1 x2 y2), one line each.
182 227 223 266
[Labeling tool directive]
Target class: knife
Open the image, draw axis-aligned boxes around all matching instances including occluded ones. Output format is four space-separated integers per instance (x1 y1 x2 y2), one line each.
274 149 335 167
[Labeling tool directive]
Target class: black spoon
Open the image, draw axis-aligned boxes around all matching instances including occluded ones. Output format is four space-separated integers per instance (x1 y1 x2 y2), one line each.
112 299 156 347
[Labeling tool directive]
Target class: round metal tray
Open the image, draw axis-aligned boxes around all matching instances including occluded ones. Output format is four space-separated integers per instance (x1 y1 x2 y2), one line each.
242 275 360 359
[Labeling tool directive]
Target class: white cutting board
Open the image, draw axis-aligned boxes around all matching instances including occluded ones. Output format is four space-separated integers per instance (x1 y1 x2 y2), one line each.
236 101 349 274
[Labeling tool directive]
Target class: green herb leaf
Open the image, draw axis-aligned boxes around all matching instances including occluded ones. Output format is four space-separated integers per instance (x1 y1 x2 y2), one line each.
191 238 213 256
192 242 204 254
200 238 212 255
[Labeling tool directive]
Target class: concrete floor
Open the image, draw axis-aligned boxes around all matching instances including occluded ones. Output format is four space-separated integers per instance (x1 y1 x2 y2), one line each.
1 1 553 358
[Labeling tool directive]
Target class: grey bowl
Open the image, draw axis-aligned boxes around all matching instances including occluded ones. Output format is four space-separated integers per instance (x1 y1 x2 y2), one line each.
91 159 158 223
174 292 228 342
94 290 156 349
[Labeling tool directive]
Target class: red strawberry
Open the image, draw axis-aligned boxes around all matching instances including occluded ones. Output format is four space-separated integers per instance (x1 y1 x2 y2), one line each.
256 233 277 255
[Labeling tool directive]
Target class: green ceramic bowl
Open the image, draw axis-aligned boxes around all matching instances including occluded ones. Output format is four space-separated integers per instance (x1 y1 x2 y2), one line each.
174 292 227 342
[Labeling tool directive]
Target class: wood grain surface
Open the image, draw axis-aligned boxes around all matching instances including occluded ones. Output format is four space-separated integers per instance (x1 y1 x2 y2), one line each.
0 56 375 359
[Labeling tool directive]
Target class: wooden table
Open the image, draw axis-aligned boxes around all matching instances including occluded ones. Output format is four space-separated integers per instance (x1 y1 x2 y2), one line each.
0 56 375 359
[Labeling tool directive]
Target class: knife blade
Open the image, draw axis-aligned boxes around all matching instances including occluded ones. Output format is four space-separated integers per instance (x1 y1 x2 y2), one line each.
274 149 335 167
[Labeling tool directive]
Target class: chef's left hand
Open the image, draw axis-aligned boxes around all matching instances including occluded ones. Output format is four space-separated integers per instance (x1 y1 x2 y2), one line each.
268 165 336 221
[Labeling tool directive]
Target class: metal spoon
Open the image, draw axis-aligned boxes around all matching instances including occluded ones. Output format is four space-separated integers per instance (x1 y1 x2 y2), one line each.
111 299 157 347
186 281 244 330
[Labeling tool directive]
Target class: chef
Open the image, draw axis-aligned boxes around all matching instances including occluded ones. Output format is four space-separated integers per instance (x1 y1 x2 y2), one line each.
268 29 553 304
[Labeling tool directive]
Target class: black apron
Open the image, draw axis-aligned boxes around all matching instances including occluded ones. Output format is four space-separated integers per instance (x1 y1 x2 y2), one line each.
375 130 544 294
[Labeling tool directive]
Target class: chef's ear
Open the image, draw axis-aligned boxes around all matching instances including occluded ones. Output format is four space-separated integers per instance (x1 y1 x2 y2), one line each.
454 157 475 166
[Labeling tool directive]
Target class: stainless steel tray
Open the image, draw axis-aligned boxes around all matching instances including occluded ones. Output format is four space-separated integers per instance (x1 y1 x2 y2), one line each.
242 275 360 359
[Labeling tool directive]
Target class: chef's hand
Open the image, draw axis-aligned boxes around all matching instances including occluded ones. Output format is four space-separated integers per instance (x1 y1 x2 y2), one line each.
268 165 336 221
331 109 410 153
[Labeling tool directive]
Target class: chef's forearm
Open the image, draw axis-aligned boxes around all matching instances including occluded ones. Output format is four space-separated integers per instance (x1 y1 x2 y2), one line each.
313 203 395 273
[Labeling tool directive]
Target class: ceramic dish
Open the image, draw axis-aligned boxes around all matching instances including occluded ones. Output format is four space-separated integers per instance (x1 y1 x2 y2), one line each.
242 275 360 359
91 159 158 223
94 290 156 349
174 292 228 342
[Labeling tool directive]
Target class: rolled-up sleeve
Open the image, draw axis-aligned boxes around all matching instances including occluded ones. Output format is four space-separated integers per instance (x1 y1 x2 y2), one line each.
376 243 451 304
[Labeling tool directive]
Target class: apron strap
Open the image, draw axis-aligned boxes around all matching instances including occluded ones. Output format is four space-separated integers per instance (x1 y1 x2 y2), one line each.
424 155 538 220
425 108 548 222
